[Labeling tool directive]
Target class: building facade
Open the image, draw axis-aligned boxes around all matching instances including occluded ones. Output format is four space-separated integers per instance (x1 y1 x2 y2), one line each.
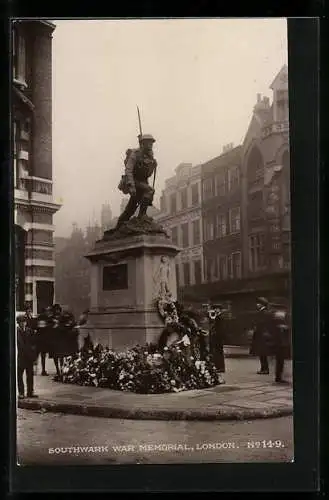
183 65 291 309
202 144 243 284
155 163 204 297
13 20 61 314
240 64 290 307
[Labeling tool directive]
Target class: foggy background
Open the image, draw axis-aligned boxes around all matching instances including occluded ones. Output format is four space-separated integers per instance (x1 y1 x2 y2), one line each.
52 18 288 237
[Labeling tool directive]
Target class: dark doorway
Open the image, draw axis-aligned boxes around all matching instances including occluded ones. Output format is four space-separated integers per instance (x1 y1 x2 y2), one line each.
36 281 54 314
15 224 27 311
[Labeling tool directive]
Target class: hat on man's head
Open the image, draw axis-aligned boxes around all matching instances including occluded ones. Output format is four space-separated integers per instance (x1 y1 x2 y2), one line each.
138 134 155 143
257 297 269 307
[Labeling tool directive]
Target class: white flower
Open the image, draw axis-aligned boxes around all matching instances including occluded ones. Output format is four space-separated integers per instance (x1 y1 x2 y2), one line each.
182 335 191 346
164 347 169 351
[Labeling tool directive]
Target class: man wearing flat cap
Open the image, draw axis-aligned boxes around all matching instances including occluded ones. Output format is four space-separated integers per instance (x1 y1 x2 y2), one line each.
117 133 157 227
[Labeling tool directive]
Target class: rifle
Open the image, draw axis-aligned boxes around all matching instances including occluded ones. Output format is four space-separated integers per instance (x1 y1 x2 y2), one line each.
136 105 157 192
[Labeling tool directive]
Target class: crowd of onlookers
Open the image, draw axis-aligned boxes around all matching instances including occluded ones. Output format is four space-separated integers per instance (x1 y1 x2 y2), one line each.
16 296 291 399
16 304 87 399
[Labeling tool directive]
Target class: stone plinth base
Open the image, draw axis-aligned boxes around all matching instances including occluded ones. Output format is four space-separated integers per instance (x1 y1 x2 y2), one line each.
80 232 180 351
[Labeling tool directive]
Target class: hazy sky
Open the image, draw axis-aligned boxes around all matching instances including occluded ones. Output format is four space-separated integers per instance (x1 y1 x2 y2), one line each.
52 18 288 237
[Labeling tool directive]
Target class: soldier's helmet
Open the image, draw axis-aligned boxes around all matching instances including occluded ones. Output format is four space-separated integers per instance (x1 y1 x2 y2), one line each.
138 134 155 143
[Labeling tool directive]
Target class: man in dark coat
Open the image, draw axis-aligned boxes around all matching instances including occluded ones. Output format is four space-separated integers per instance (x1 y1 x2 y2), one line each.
60 308 79 357
250 297 271 374
17 314 38 399
250 297 291 384
208 304 226 373
51 306 78 380
36 306 53 376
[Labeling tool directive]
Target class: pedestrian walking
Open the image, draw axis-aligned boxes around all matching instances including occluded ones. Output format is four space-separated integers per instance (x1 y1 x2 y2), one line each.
17 314 38 399
250 297 291 384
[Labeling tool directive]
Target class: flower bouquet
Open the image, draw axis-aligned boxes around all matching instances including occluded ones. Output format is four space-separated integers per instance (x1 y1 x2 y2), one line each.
60 341 222 394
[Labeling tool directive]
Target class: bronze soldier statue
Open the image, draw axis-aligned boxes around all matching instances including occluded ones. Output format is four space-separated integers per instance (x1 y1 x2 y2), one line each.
116 133 157 228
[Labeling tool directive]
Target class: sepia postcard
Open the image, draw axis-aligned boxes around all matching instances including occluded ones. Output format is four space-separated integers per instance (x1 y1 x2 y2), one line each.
13 17 295 469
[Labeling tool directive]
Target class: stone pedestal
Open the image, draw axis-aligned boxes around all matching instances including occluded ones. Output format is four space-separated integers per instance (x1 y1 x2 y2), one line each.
79 232 180 351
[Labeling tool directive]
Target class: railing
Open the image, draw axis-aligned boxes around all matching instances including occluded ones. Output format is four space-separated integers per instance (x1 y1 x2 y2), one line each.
15 176 53 196
31 178 52 195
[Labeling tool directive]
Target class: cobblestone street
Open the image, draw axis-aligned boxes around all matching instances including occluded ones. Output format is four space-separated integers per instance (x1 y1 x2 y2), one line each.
17 408 293 465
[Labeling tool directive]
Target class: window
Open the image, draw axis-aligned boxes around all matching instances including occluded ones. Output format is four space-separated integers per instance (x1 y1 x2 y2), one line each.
215 171 226 196
192 219 201 246
249 191 263 220
229 207 240 233
228 252 242 279
204 216 214 241
210 258 218 282
249 233 266 271
183 262 190 286
171 226 178 245
13 30 27 83
14 120 19 188
180 188 188 210
218 255 228 280
12 28 17 78
191 183 199 205
170 193 177 214
228 166 240 191
194 260 202 285
215 213 227 238
181 223 189 248
175 264 180 287
205 257 216 283
247 148 264 186
203 178 213 200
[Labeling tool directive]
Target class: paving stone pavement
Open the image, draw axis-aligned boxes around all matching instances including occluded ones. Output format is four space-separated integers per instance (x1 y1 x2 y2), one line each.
18 356 293 420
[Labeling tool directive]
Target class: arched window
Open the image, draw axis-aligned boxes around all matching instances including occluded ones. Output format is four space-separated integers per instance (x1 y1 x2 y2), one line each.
247 147 264 187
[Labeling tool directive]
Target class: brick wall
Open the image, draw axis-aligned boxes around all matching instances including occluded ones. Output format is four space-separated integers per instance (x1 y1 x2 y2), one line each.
26 248 54 260
33 211 53 224
27 229 53 245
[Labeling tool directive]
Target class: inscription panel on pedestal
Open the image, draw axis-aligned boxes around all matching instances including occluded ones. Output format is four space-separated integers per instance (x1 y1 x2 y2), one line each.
102 264 128 291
